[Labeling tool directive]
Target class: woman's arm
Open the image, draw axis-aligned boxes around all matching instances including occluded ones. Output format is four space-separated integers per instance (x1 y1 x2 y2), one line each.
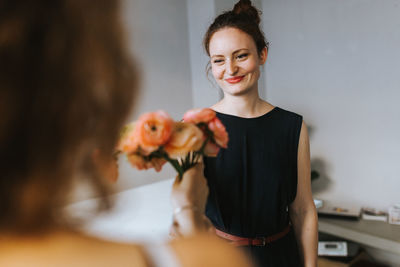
289 121 318 267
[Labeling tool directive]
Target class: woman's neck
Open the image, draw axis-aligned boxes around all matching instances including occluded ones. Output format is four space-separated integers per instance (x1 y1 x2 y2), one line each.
212 91 274 118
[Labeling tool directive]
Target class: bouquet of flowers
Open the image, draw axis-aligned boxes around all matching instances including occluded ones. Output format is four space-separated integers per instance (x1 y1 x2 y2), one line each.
116 108 228 180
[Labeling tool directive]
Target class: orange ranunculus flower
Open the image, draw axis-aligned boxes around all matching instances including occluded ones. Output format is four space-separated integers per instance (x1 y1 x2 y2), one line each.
164 122 204 159
116 122 139 153
127 154 148 170
204 141 220 157
208 117 228 148
127 154 166 172
150 157 167 172
134 111 173 155
183 108 216 124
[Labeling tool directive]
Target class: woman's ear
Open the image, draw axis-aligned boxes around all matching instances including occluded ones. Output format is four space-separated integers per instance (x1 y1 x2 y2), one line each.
259 47 268 65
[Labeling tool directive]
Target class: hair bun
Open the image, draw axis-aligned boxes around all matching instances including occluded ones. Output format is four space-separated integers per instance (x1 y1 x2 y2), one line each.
232 0 261 24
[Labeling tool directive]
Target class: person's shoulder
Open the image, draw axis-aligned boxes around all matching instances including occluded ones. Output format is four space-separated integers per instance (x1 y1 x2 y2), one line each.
275 106 303 121
0 232 149 267
55 233 150 267
273 107 304 135
169 234 253 267
72 233 150 267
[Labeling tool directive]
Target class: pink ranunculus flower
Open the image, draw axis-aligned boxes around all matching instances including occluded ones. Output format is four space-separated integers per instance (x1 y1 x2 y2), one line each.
116 122 139 153
164 122 204 159
117 108 229 180
204 141 220 157
183 108 216 124
134 110 174 155
208 117 229 148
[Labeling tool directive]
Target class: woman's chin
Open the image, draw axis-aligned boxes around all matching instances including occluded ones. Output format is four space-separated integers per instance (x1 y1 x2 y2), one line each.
220 85 254 97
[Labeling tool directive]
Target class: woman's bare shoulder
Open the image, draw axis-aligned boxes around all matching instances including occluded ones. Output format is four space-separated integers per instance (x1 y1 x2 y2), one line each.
0 231 148 267
170 234 253 267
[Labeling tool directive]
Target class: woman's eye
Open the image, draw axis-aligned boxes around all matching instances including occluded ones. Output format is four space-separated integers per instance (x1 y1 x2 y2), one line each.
213 59 224 64
237 53 249 60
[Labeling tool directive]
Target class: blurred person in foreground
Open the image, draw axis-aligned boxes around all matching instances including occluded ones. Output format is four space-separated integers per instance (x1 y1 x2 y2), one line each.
0 1 252 266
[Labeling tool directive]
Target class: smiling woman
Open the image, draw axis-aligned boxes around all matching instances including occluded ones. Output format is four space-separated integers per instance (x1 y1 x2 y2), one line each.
202 0 318 267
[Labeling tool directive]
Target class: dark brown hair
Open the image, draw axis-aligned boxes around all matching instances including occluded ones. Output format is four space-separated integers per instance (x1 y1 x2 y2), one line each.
203 0 269 56
0 0 136 233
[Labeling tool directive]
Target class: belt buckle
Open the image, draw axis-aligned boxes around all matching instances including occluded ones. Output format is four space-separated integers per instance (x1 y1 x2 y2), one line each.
254 237 266 247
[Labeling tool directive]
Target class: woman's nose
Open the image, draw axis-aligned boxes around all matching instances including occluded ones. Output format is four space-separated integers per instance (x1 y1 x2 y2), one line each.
225 59 238 75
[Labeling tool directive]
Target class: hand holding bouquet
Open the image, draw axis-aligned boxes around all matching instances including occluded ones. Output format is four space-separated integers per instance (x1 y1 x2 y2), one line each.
116 108 228 180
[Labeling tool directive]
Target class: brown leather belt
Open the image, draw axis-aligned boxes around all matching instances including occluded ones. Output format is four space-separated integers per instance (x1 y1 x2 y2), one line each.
215 225 291 247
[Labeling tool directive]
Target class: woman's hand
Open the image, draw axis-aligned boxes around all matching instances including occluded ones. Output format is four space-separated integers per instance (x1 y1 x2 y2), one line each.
170 162 213 236
171 162 208 212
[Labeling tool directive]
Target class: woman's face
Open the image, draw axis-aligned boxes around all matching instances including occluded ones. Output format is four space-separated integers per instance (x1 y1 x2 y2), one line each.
209 27 267 97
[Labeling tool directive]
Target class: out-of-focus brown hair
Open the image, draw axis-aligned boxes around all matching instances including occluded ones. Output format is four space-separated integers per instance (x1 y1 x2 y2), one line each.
0 0 136 233
203 0 269 56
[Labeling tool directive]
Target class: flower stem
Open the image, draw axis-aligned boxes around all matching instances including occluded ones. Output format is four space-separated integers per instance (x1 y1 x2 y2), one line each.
150 149 184 180
167 157 184 180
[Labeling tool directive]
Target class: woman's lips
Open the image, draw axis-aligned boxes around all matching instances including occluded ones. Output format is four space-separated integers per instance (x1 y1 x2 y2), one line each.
225 75 244 84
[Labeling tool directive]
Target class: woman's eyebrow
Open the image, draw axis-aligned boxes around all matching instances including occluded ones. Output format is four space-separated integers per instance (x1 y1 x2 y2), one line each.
211 48 249 58
232 48 249 54
210 53 226 59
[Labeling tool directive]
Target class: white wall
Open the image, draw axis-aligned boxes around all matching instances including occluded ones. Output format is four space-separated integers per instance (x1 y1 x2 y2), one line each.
261 0 400 211
187 0 220 108
115 0 194 190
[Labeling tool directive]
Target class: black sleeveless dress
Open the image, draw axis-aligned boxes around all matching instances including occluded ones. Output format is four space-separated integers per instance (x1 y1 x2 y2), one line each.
204 107 303 267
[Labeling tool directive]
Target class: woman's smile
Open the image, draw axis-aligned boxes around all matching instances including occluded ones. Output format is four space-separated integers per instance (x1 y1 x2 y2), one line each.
225 75 245 84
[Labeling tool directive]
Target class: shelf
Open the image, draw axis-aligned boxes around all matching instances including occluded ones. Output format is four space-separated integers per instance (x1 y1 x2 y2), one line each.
318 217 400 255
